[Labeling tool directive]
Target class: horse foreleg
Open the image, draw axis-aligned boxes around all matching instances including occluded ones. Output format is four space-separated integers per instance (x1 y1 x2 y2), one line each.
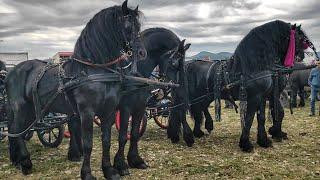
190 106 204 138
127 110 148 169
100 110 120 180
268 98 287 141
167 108 181 143
203 108 214 134
67 114 83 162
180 110 194 147
256 100 273 148
114 109 130 176
290 88 298 108
239 98 259 152
78 109 96 180
298 88 305 107
8 102 33 175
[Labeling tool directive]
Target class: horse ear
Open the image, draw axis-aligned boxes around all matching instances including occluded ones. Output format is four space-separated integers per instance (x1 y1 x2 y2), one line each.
122 0 129 16
179 39 186 50
297 24 301 30
181 39 186 46
292 23 296 29
184 43 191 51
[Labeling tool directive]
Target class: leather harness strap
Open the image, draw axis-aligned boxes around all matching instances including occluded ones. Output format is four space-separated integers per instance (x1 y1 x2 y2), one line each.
206 61 221 93
72 54 129 69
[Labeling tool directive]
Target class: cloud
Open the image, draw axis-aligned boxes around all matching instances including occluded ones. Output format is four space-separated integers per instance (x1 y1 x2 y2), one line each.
0 0 319 59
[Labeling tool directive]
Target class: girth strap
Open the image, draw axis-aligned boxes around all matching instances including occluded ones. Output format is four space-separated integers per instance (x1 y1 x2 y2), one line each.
206 61 220 92
32 64 60 123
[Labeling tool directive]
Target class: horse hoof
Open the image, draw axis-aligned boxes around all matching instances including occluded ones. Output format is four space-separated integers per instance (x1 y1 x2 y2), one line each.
193 130 205 138
113 159 129 176
127 155 148 169
205 128 213 134
102 167 120 180
205 122 214 133
170 136 179 144
272 136 283 142
257 138 273 148
21 165 32 175
239 140 254 153
183 134 194 147
136 162 148 169
20 158 33 175
128 160 148 169
281 132 288 140
118 169 130 176
68 154 81 162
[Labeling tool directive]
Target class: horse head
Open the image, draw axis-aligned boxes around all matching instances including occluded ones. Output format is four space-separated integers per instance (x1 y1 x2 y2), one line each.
120 0 147 73
72 0 146 73
158 39 191 82
295 24 319 63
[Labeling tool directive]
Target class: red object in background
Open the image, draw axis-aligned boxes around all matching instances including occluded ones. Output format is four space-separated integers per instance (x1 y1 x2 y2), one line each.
115 111 132 139
64 111 145 140
115 110 146 140
115 111 121 131
64 131 71 138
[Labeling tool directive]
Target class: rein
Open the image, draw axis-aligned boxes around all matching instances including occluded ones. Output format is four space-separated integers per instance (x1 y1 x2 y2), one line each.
72 52 131 69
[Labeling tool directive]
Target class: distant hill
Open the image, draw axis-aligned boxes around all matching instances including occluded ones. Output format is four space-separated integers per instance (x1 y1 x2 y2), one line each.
189 51 233 60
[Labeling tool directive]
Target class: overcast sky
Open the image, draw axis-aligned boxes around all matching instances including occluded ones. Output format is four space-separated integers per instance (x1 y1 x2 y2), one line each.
0 0 319 59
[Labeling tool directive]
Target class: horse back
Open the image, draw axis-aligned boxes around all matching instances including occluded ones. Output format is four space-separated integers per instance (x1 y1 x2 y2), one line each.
6 60 60 105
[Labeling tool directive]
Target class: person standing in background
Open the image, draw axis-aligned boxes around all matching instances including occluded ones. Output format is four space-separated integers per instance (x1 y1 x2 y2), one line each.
308 60 320 116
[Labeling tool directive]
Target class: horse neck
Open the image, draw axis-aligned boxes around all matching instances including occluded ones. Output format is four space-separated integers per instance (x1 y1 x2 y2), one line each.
136 56 158 77
228 36 288 76
73 9 125 64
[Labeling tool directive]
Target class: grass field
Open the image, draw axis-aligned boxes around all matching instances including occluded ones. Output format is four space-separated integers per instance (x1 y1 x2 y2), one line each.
0 103 319 179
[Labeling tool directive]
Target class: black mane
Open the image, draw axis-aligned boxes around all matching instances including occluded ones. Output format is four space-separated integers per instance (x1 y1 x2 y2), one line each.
136 28 181 77
142 28 180 53
72 6 139 64
229 20 291 76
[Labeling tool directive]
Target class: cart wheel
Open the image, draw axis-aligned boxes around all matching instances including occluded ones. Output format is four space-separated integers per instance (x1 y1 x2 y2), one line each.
37 125 65 148
153 114 169 129
115 111 147 140
153 100 172 129
24 131 34 141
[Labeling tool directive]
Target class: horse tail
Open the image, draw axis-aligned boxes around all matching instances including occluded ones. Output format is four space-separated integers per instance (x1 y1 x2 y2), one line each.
5 61 38 102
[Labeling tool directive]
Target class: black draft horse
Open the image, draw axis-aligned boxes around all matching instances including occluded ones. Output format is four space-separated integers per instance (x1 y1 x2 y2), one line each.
168 20 316 152
5 1 146 179
114 28 191 176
